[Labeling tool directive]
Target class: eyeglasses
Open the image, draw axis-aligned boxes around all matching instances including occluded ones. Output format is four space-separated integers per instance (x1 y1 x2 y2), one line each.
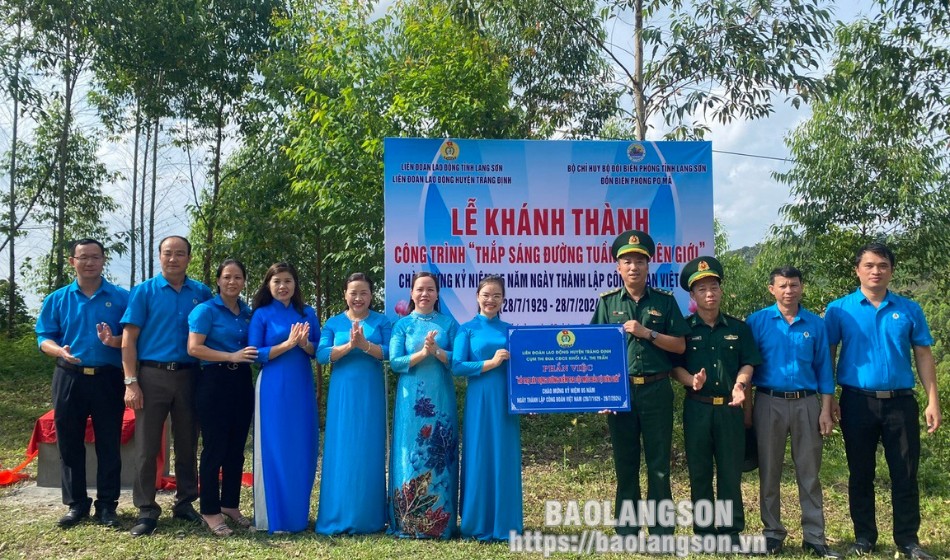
71 256 103 263
479 293 503 301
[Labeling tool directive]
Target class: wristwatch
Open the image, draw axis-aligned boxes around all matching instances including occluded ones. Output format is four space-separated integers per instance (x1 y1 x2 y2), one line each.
737 381 748 390
649 330 658 340
124 377 138 385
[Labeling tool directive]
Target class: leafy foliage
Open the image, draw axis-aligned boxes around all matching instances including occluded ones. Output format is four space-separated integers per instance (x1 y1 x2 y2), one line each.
589 0 833 139
12 103 121 294
774 19 950 295
448 0 619 138
0 279 32 336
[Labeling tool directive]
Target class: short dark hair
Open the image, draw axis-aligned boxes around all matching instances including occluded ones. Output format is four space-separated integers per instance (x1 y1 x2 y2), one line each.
345 272 375 294
768 266 803 285
70 238 105 257
854 242 895 268
215 259 247 294
159 235 192 255
407 271 440 313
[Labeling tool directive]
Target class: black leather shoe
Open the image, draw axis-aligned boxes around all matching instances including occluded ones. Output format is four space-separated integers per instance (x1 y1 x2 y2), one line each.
897 543 935 560
95 507 120 528
803 542 843 559
766 538 783 555
846 539 875 557
130 518 157 537
58 506 89 528
172 508 203 525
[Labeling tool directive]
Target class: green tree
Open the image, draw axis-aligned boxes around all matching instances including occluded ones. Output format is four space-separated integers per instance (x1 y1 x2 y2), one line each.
178 0 280 284
0 0 42 336
280 0 518 311
773 20 950 297
556 0 833 139
829 1 950 137
26 0 101 287
0 279 32 336
187 132 315 304
448 0 618 138
92 0 184 285
15 103 121 293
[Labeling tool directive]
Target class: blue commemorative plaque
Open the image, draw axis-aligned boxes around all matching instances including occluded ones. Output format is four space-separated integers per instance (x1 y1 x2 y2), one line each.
507 324 630 414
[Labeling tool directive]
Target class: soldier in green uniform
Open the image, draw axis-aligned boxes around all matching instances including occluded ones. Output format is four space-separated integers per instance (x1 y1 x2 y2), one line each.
671 256 761 544
591 229 689 536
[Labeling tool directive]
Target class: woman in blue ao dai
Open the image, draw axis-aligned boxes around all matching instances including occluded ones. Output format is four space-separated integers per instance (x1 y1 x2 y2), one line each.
451 275 523 541
248 262 319 533
315 273 391 534
388 272 460 539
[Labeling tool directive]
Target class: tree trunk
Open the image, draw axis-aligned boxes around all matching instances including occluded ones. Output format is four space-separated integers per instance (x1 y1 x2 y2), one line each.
149 115 158 278
140 120 149 280
633 0 646 141
130 105 140 288
7 21 22 336
202 94 226 285
54 20 77 290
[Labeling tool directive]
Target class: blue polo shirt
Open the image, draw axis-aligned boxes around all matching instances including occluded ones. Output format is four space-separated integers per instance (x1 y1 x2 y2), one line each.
36 278 129 367
187 295 253 365
825 288 933 391
747 304 834 394
121 274 213 363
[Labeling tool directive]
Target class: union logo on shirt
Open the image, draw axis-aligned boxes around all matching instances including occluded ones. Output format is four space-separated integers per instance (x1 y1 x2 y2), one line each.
893 313 900 319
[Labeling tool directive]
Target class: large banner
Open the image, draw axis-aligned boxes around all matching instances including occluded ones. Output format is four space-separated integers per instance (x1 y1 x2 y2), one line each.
384 138 713 326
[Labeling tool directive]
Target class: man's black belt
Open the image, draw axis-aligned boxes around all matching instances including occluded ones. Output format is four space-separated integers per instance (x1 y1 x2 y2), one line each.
841 385 914 399
686 391 730 406
757 387 817 399
204 362 247 371
630 371 670 385
140 360 199 371
56 358 117 376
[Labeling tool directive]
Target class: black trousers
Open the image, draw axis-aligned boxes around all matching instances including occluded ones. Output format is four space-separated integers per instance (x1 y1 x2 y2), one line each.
839 389 921 547
195 363 254 515
51 363 124 510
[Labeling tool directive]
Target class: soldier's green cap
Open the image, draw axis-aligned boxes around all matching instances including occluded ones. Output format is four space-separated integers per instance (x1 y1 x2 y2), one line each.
680 256 724 291
612 229 655 260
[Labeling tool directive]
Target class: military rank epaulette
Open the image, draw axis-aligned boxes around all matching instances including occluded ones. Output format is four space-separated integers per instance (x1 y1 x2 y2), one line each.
650 287 674 296
599 287 622 297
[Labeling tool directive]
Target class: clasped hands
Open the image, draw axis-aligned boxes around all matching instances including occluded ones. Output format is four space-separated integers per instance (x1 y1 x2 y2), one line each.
286 322 311 348
421 330 442 358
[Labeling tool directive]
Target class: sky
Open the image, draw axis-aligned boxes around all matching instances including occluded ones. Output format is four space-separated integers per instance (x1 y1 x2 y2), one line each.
0 0 879 310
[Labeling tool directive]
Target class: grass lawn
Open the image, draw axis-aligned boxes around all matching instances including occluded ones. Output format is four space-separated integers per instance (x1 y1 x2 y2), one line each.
0 335 947 559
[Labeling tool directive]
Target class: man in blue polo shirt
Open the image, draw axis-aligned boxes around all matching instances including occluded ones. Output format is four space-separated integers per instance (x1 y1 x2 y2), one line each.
36 238 129 528
747 266 839 558
121 235 212 537
825 243 941 560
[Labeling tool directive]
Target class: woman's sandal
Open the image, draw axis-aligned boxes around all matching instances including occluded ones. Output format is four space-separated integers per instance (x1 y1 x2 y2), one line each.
208 521 233 537
221 510 253 529
203 514 234 537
